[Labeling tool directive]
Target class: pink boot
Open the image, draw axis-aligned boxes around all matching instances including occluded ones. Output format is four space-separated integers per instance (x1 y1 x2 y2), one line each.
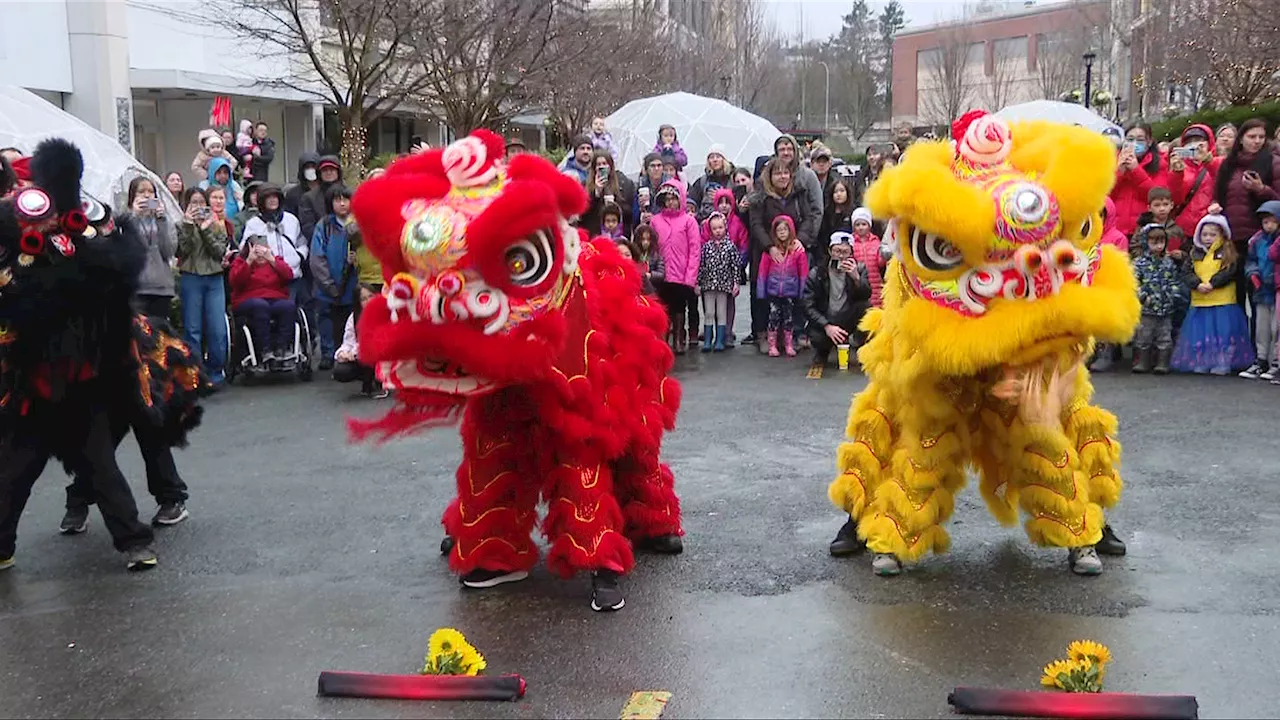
767 330 780 357
783 330 797 357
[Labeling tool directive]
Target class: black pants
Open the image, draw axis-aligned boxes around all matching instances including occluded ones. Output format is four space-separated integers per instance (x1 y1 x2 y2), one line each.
333 360 376 392
65 413 188 511
134 294 173 321
808 305 871 364
1 407 153 557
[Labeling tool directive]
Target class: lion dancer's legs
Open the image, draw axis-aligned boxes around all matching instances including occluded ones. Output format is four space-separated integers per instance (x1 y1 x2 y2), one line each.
542 450 633 612
614 445 683 554
1062 375 1127 558
836 379 971 576
443 392 541 588
1001 400 1110 575
828 384 893 558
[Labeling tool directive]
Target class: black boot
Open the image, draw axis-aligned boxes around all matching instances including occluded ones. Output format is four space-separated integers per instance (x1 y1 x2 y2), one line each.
637 534 683 554
1132 347 1152 373
440 535 455 555
1096 524 1126 556
1153 347 1171 375
829 516 866 557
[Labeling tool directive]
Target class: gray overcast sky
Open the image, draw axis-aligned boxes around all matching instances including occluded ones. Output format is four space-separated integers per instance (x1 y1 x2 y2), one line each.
763 0 1069 40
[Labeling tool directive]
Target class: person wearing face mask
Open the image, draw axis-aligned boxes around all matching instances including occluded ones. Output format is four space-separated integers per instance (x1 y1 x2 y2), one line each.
190 128 238 179
284 151 321 218
1109 122 1169 237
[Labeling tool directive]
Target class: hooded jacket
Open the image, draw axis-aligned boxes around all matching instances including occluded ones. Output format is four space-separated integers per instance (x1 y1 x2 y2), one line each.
652 125 688 171
701 188 749 259
1184 214 1237 307
1168 125 1223 238
1100 197 1129 252
773 133 824 249
1132 224 1183 317
128 210 178 298
299 155 343 243
284 151 321 217
649 179 701 288
1109 141 1168 236
191 128 239 177
198 156 243 218
310 212 358 306
1244 200 1280 306
241 184 306 279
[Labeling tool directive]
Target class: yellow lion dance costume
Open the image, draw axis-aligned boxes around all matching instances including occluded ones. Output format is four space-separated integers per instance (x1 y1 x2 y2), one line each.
828 111 1140 577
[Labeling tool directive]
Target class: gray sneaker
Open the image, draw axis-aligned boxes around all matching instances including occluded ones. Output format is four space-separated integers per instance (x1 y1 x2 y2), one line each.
1069 546 1103 575
872 553 902 576
151 502 189 526
0 555 13 571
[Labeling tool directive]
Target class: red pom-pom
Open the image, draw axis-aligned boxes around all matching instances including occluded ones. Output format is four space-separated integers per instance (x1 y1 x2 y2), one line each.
952 109 989 143
61 209 89 234
19 228 45 255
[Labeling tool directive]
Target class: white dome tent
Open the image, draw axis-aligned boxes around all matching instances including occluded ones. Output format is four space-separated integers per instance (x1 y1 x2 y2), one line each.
605 92 781 180
0 84 180 218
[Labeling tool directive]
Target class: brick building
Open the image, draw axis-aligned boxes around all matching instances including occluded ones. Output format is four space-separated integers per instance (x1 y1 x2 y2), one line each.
892 1 1111 128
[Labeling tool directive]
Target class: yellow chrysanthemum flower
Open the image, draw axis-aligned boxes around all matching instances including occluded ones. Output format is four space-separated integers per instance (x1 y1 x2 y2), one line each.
459 646 487 676
1041 658 1082 689
1067 640 1112 667
428 628 469 661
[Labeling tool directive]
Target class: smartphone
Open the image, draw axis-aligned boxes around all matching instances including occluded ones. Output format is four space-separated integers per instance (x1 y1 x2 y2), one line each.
1173 146 1195 160
829 259 841 271
145 198 161 211
596 166 609 183
732 185 746 203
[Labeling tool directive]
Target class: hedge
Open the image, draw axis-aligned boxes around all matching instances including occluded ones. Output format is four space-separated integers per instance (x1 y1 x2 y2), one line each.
1151 101 1280 141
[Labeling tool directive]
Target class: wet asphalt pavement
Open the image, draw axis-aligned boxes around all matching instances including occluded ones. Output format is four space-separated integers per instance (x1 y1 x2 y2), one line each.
2 342 1279 719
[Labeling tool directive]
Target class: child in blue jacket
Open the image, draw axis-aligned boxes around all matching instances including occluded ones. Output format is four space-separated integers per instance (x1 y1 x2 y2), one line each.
1242 200 1280 379
310 185 358 369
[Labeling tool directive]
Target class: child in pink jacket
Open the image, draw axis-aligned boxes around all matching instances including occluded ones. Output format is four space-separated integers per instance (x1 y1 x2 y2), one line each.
757 215 810 357
651 179 701 354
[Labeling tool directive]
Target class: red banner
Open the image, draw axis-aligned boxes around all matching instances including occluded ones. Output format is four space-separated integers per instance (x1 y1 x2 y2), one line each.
210 96 231 128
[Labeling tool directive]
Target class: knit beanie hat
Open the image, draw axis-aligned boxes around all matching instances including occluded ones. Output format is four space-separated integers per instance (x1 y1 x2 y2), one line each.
198 128 220 150
851 207 873 226
706 143 727 161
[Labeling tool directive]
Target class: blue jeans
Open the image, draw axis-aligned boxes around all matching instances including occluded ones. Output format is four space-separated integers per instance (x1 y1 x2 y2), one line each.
179 272 228 382
315 302 353 361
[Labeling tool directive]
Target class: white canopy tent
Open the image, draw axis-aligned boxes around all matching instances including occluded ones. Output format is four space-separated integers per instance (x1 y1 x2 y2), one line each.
0 84 181 218
995 100 1123 142
605 92 781 180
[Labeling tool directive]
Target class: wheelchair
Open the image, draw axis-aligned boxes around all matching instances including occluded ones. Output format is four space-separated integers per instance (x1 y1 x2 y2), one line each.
225 305 315 384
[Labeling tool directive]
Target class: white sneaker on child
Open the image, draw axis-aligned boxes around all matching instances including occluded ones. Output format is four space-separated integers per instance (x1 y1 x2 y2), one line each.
1238 362 1265 379
1262 368 1277 381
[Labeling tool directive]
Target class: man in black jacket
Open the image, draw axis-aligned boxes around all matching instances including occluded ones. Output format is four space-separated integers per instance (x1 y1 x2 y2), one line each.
298 155 343 243
248 122 276 181
283 151 320 217
802 233 872 372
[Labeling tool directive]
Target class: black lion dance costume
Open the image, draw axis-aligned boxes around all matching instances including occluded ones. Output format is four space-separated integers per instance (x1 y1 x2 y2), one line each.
0 139 203 572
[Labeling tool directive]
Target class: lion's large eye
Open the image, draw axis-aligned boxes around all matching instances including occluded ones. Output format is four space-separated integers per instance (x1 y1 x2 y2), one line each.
504 230 554 287
1079 216 1094 239
910 225 964 272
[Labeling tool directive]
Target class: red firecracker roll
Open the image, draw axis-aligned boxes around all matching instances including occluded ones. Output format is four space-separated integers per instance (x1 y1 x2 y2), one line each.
317 671 526 701
948 686 1198 719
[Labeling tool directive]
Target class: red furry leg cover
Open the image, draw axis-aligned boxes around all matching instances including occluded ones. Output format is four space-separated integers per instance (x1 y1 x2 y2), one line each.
542 459 634 579
347 388 467 444
443 397 540 575
614 448 684 541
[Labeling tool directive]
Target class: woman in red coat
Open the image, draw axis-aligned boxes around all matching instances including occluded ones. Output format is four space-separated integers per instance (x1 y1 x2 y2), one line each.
1110 122 1169 236
1168 124 1222 239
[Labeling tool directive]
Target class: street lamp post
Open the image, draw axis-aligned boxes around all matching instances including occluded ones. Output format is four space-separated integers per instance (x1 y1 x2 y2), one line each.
817 60 831 130
1083 50 1096 110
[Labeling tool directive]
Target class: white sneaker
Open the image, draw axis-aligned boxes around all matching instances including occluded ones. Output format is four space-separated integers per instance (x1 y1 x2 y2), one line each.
1238 362 1265 379
872 553 902 576
1262 368 1277 381
1069 546 1103 575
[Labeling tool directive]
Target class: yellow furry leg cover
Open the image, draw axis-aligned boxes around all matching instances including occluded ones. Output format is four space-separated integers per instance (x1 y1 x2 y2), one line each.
974 398 1020 527
829 382 893 522
1005 418 1104 548
854 378 970 563
1061 371 1124 510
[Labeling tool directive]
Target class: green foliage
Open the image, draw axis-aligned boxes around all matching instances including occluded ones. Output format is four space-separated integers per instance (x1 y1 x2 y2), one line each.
540 147 567 167
367 152 399 171
1151 102 1280 142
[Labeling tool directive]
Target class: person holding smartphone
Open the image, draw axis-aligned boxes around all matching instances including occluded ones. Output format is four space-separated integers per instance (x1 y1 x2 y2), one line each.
126 177 178 319
1208 118 1280 311
579 150 633 237
1110 123 1168 237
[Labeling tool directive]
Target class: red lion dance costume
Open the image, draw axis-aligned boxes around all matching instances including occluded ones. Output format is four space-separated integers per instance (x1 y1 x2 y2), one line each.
349 131 683 611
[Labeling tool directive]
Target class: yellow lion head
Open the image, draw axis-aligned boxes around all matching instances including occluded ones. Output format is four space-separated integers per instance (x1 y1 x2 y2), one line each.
865 112 1139 376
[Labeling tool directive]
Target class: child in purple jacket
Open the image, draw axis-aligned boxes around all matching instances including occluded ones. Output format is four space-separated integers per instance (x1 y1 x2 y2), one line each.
653 124 688 176
757 215 810 357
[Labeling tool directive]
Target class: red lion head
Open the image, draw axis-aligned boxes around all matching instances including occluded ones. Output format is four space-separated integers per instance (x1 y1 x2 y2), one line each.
351 130 591 431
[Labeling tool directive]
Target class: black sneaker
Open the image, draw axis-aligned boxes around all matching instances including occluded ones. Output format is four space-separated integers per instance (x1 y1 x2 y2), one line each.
60 507 90 535
460 568 528 588
636 534 683 554
319 358 334 371
440 535 455 555
590 570 625 612
829 517 866 557
1096 524 1126 556
126 547 158 572
151 502 189 526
